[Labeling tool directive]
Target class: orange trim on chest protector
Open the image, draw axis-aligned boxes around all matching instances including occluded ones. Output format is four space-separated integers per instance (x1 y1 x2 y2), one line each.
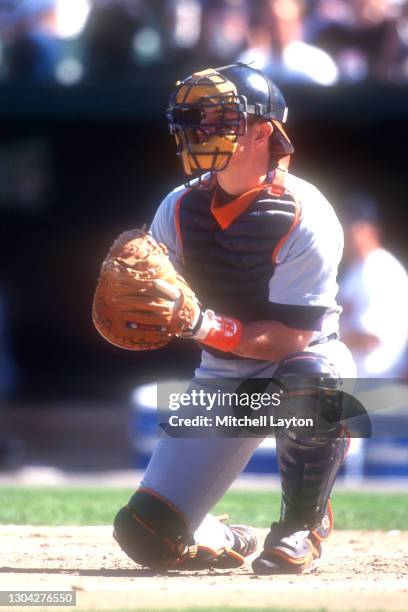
271 197 301 263
210 186 265 229
210 160 290 229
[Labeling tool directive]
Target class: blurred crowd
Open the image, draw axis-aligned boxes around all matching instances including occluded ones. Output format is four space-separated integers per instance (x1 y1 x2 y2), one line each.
0 0 408 85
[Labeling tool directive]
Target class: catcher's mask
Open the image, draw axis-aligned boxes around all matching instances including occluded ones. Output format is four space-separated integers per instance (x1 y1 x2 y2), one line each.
166 62 294 179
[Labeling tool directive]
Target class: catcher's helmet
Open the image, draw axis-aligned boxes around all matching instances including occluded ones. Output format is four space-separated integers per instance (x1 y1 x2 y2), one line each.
167 62 294 179
216 62 288 123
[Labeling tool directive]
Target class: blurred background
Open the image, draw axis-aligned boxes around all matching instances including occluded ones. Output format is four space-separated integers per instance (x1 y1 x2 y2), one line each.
0 0 408 481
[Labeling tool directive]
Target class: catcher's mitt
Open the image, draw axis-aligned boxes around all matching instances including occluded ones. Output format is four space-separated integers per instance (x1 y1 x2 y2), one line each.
92 229 200 350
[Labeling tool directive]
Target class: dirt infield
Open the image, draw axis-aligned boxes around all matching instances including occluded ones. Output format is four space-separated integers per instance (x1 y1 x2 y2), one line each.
1 526 408 611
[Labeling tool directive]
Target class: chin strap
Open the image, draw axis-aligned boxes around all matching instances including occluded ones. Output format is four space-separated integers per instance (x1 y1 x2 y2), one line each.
267 154 291 197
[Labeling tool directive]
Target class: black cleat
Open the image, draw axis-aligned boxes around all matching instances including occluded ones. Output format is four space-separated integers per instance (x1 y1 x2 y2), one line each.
252 525 322 575
252 503 333 575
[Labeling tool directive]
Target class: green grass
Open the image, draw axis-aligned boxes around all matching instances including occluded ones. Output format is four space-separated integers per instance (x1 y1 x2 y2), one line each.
0 486 407 529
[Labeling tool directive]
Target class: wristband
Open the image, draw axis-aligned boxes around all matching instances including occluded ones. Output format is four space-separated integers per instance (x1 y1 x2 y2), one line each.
193 310 243 352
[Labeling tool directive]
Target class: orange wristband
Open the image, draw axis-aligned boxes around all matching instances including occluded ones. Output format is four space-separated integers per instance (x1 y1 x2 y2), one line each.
198 311 243 352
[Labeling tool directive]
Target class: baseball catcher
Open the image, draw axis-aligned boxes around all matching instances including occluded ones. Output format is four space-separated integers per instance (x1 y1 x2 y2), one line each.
93 63 356 574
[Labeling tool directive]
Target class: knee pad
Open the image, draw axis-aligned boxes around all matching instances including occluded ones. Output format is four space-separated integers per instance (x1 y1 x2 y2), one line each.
113 488 191 569
274 350 343 438
114 490 255 570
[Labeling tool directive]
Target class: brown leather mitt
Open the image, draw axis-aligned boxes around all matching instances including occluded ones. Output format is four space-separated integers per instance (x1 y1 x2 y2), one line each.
92 229 200 350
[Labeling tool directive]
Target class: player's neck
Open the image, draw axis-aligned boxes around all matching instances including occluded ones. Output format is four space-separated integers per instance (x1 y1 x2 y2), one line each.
216 170 269 196
216 150 270 196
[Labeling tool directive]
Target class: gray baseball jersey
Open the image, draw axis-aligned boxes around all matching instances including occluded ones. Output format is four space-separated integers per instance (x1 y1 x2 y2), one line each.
151 172 347 374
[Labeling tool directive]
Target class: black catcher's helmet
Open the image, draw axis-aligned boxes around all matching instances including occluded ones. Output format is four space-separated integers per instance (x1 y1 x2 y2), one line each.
216 62 288 123
167 62 294 178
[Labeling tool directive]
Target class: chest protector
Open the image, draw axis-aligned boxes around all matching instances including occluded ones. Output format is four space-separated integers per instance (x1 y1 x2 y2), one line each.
177 185 300 322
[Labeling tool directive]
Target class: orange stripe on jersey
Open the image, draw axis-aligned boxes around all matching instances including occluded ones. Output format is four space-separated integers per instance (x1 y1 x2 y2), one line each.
271 195 301 264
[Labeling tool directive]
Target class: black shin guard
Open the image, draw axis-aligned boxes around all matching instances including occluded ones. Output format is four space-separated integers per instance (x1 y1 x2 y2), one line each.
273 351 348 531
277 431 347 530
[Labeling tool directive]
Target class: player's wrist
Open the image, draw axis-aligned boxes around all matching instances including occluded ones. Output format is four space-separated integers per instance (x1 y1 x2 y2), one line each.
189 309 243 352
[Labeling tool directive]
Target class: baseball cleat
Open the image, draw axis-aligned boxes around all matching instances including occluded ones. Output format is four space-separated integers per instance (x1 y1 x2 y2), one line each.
177 523 257 570
252 503 333 575
252 525 322 575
